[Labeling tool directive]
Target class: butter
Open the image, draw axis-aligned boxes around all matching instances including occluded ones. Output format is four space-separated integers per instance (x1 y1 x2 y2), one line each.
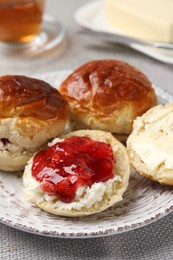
132 132 173 171
106 0 173 42
131 107 173 170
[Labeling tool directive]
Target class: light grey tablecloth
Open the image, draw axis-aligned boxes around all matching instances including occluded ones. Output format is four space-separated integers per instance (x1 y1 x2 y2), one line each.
0 0 173 259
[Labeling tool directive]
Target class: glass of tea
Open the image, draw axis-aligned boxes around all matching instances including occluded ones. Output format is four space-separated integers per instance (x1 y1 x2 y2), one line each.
0 0 65 56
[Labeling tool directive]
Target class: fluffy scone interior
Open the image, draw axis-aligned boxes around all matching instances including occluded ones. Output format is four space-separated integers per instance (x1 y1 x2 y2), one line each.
127 103 173 185
59 60 158 142
23 130 130 217
0 75 68 171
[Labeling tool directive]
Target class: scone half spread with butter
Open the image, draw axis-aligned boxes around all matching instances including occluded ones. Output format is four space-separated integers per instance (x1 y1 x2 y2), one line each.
127 103 173 185
23 130 130 217
0 75 68 172
59 60 158 142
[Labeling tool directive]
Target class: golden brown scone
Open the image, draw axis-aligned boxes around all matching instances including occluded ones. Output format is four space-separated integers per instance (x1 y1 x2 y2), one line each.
127 103 173 185
0 75 68 171
23 130 130 217
59 60 158 142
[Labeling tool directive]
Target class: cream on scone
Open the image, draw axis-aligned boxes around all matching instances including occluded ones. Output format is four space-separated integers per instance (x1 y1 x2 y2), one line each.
127 103 173 185
59 60 158 142
23 130 130 217
0 75 68 171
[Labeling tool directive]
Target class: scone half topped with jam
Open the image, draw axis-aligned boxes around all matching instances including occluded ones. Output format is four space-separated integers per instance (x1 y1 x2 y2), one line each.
23 130 130 217
127 103 173 185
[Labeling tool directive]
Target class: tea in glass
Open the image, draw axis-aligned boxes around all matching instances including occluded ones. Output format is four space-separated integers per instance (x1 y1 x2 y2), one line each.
0 0 45 43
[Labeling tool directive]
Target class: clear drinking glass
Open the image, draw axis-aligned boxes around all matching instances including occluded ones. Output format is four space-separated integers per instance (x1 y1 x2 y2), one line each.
0 0 65 56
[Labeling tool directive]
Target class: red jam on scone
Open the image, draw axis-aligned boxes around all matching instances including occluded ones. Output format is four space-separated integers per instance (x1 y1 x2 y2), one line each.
32 136 116 203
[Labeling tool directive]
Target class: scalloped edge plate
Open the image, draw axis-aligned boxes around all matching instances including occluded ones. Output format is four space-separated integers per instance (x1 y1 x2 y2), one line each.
0 70 173 238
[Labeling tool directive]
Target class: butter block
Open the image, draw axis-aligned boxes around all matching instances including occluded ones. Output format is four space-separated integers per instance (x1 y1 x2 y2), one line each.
106 0 173 42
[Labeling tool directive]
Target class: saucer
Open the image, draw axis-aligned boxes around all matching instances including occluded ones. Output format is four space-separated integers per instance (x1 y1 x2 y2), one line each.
0 15 65 56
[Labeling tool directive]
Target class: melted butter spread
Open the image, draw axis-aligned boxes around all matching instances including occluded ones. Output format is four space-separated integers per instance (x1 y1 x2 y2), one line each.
132 112 173 171
133 132 173 170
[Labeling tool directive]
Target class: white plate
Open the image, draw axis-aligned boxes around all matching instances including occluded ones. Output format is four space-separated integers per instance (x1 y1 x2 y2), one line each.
75 0 116 33
74 1 173 64
0 70 173 238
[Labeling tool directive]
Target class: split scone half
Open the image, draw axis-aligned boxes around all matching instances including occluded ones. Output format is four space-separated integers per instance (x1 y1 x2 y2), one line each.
0 75 68 171
127 103 173 185
23 130 130 217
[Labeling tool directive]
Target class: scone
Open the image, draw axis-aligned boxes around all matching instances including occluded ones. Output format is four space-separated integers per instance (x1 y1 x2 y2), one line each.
0 75 68 171
59 60 158 142
23 130 130 217
127 103 173 185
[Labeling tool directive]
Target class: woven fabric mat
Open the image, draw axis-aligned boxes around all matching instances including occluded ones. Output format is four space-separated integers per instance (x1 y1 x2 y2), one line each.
1 212 173 260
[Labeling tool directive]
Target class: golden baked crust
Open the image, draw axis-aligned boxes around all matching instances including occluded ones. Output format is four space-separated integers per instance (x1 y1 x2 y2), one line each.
59 60 157 139
0 75 68 171
0 75 67 120
23 130 130 217
127 103 173 186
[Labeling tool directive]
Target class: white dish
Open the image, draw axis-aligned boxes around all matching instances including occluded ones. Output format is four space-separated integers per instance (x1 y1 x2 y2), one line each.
74 1 173 64
75 0 115 33
0 70 173 238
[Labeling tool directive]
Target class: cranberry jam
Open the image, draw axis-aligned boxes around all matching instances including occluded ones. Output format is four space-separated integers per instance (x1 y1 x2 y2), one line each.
32 136 115 203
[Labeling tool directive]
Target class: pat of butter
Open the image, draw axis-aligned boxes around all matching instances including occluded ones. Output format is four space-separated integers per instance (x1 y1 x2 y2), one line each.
106 0 173 42
132 132 173 171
